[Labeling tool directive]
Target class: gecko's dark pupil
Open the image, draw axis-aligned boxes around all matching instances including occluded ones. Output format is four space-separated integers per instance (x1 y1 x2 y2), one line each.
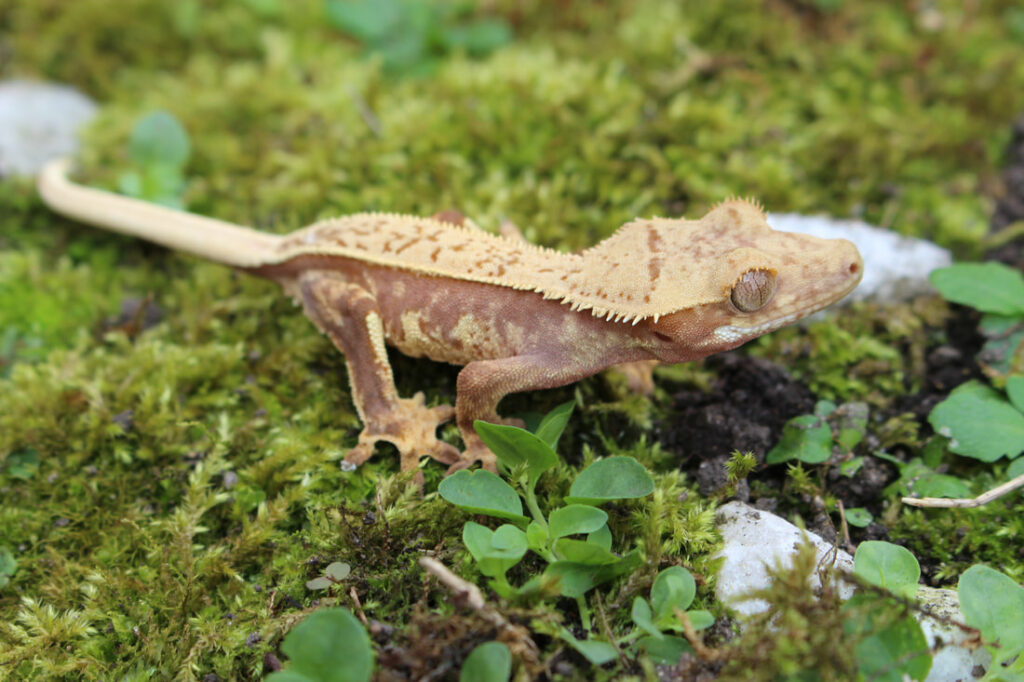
731 269 776 312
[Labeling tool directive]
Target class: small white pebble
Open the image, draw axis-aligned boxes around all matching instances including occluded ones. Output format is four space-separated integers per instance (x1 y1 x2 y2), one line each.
0 80 97 175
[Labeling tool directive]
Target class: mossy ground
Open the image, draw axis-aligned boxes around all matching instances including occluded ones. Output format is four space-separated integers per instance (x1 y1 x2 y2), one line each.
1 1 1023 679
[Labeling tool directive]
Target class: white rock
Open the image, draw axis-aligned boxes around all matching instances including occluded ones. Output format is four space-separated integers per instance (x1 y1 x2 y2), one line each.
713 502 990 681
713 501 855 618
767 213 952 303
916 586 991 682
0 80 97 176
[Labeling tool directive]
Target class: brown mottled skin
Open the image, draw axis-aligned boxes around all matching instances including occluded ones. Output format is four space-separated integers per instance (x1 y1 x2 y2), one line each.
38 159 863 473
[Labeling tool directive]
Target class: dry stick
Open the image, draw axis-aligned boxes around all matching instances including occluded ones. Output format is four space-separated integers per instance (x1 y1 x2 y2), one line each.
419 556 540 667
837 499 852 550
675 608 720 662
346 85 382 137
592 594 625 665
349 586 369 626
901 472 1024 509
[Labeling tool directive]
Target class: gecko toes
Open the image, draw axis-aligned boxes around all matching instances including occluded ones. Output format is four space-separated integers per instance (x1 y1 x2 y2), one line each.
343 396 459 474
430 404 456 421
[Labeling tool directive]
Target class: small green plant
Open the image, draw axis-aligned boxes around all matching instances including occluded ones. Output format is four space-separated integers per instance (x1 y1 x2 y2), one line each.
929 262 1023 381
305 561 352 591
875 443 974 502
843 506 874 527
0 546 16 589
438 402 654 629
459 641 511 682
1 447 39 481
553 564 712 665
117 110 191 209
926 263 1024 485
849 541 932 681
853 541 921 599
928 378 1024 464
766 400 868 465
324 0 512 76
266 607 374 682
958 564 1024 679
931 261 1024 326
627 565 713 664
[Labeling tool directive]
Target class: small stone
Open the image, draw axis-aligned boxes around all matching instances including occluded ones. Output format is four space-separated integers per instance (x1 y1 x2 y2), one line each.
369 620 394 642
245 632 261 647
0 80 97 176
713 501 855 619
915 586 992 682
111 409 134 432
263 653 282 672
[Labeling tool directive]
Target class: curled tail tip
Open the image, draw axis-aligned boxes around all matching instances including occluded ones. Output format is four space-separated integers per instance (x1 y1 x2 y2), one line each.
37 157 74 200
39 156 72 181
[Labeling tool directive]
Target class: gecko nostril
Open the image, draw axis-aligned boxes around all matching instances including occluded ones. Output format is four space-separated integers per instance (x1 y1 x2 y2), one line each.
849 262 860 275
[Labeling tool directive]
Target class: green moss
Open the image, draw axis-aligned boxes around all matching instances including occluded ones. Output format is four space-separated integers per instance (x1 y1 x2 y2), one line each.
716 540 932 681
750 298 953 404
3 0 1024 677
890 473 1024 585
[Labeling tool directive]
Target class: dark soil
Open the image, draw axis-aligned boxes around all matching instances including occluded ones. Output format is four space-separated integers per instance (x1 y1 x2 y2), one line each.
989 113 1024 270
659 352 815 495
654 298 987 552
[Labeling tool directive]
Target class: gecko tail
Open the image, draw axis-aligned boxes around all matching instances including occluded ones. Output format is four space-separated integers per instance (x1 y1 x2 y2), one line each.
37 158 283 268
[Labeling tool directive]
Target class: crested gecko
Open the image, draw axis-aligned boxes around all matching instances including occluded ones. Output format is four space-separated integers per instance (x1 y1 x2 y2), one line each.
38 160 862 473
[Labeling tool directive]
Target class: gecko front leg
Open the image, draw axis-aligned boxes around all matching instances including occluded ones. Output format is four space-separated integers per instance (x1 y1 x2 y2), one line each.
298 272 460 473
454 355 591 472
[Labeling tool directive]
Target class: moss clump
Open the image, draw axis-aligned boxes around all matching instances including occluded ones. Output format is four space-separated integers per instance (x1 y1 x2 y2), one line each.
890 490 1024 585
714 541 927 681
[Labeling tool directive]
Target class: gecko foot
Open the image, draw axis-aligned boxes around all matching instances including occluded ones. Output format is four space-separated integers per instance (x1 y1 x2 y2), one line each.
446 438 497 475
609 359 659 396
445 415 526 475
343 392 460 473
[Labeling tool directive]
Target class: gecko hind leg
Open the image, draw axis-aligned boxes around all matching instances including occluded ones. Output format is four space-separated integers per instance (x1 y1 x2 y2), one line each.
299 274 460 473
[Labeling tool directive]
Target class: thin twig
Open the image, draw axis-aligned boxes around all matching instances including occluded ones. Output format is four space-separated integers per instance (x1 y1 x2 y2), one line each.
902 473 1024 508
349 586 368 625
419 556 540 667
420 556 490 616
675 608 720 661
345 85 382 137
593 593 625 665
837 499 852 550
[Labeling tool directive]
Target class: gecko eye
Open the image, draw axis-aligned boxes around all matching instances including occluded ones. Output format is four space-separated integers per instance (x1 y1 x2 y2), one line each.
730 269 776 312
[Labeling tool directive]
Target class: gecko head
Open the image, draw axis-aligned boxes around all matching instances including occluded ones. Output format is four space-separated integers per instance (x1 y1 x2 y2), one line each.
642 199 863 362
